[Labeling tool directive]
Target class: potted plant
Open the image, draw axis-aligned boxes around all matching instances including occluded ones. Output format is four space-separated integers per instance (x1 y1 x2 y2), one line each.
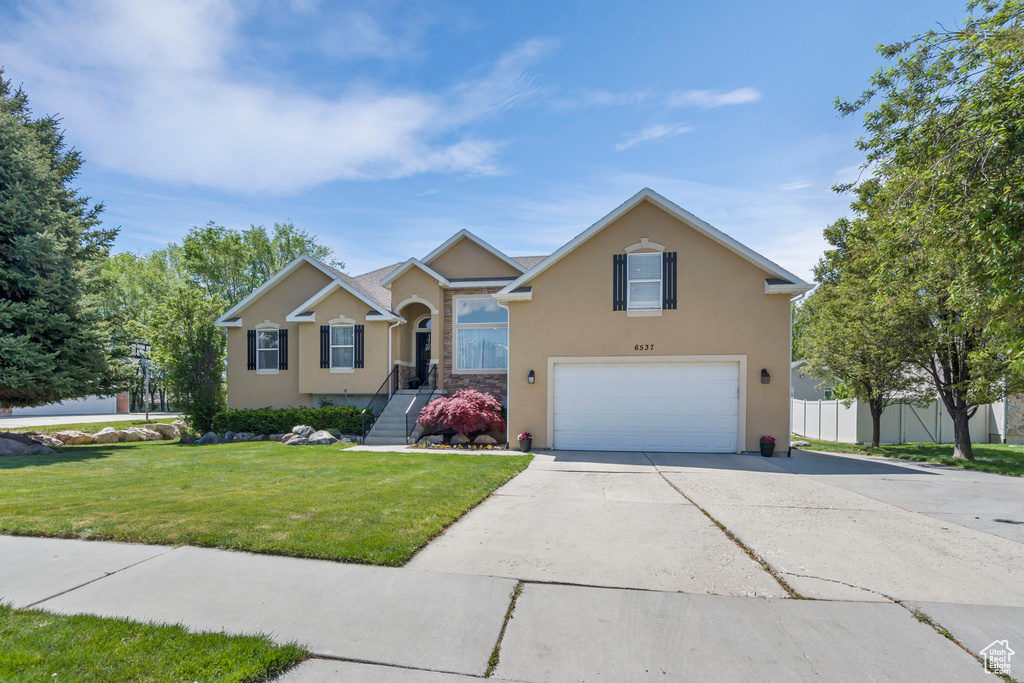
518 431 533 452
759 435 775 457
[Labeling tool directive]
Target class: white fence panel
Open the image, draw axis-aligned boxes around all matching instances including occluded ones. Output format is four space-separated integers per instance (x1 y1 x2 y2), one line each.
791 399 806 436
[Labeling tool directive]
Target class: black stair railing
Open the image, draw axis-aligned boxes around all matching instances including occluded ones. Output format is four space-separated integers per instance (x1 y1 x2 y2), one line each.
361 365 399 442
406 364 439 444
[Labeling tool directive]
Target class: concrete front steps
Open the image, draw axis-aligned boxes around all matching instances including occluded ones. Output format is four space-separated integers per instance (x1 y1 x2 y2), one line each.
363 389 442 446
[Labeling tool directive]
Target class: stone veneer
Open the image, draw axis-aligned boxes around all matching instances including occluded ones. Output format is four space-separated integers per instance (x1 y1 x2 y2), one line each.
1007 393 1024 441
443 286 508 399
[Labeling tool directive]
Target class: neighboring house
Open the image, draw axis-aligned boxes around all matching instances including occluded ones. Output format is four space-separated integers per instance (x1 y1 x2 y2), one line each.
215 188 813 453
0 392 130 417
790 360 834 400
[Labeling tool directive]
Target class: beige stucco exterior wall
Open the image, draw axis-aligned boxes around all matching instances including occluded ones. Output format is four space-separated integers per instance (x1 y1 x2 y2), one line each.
389 266 444 386
506 199 793 452
427 238 523 279
296 285 393 396
225 261 334 409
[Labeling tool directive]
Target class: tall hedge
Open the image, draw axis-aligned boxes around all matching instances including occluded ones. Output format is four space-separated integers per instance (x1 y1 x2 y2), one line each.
211 405 364 436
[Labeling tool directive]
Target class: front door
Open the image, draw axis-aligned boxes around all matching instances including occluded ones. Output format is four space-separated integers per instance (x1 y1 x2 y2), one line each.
415 332 431 384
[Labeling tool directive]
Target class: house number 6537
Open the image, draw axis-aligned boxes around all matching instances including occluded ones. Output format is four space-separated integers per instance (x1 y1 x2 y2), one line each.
634 344 654 351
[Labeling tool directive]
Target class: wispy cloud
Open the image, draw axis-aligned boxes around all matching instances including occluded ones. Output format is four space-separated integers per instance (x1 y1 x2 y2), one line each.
0 1 554 194
551 88 651 110
615 123 693 151
780 180 813 191
667 87 762 108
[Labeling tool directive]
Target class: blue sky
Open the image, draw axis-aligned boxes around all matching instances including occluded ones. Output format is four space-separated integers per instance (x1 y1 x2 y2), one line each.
0 0 968 281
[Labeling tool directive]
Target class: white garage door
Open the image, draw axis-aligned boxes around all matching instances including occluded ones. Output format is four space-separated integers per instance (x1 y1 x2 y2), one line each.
552 361 739 453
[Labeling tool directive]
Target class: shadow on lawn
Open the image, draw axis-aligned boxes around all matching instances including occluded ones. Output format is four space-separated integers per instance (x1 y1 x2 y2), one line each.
0 441 187 470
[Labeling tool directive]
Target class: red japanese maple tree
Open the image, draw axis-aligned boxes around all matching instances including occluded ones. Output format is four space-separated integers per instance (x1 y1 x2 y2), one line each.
416 389 505 443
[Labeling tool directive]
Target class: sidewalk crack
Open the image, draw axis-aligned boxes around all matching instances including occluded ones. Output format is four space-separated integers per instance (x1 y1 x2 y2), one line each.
485 580 523 678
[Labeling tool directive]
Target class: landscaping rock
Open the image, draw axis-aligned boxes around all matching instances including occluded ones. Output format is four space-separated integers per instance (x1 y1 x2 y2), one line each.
196 431 219 445
268 434 285 442
126 427 162 441
418 434 443 445
451 433 471 445
256 434 269 441
91 427 121 444
474 435 498 445
234 432 258 442
292 425 315 438
150 423 180 440
179 433 196 444
29 444 55 455
118 429 143 442
218 431 236 444
0 437 32 456
307 430 338 445
53 430 94 445
285 436 309 446
0 431 36 446
340 437 355 444
30 434 64 448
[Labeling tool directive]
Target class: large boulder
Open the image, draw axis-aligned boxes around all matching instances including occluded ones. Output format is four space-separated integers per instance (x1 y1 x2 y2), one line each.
29 444 55 455
196 431 219 445
30 434 64 448
218 431 236 444
150 423 180 440
268 434 285 442
285 436 309 446
451 433 471 445
53 430 94 445
235 432 257 442
0 437 32 456
125 427 161 442
474 435 498 445
118 429 143 442
91 427 121 444
292 425 315 438
307 430 338 445
0 431 36 446
179 433 196 444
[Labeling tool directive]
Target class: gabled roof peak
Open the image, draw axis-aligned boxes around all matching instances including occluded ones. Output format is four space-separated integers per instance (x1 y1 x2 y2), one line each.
421 228 526 274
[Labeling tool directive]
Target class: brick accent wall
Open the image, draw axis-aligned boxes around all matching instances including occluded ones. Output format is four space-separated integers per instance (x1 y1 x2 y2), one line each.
443 286 508 400
115 391 130 413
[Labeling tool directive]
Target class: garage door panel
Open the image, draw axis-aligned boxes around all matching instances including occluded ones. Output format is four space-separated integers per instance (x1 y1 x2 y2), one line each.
553 362 739 453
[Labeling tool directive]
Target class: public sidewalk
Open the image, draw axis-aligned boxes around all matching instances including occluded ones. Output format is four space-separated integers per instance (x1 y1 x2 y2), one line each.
0 534 997 681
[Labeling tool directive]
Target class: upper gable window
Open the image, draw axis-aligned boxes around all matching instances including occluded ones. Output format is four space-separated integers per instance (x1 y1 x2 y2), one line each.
455 297 508 372
256 329 280 371
627 253 662 310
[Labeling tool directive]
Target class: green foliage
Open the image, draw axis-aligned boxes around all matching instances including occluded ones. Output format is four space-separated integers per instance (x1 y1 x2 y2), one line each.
831 0 1024 457
212 404 364 436
0 70 128 407
180 221 343 306
0 604 306 683
149 286 226 433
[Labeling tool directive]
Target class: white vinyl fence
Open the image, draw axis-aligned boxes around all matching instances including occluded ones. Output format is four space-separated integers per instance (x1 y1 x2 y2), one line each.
792 398 995 445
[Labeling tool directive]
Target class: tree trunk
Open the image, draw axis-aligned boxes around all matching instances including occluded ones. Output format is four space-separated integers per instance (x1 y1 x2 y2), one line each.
868 400 883 449
951 408 974 460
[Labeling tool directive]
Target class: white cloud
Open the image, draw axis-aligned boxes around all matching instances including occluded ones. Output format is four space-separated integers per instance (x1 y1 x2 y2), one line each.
615 123 693 151
550 88 651 110
780 180 813 191
0 1 552 193
667 87 762 108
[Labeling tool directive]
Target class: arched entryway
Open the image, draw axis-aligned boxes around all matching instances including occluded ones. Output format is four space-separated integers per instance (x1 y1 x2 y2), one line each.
413 314 432 384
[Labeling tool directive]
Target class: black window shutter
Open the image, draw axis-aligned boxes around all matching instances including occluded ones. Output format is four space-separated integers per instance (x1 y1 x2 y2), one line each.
354 325 365 368
613 254 626 311
663 252 677 310
246 330 256 370
320 325 330 368
278 329 289 370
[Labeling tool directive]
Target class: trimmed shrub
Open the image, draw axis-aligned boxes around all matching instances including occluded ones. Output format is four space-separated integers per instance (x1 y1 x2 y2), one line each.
212 405 364 436
416 390 505 444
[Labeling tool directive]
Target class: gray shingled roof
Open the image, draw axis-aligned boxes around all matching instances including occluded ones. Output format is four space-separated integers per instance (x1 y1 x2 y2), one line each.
513 255 547 269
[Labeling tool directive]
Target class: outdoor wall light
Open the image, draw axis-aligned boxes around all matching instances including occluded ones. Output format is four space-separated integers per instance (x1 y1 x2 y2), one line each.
527 370 535 384
761 369 771 384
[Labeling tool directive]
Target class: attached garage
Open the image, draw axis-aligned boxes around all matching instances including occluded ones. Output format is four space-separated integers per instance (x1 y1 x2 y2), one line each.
550 358 743 453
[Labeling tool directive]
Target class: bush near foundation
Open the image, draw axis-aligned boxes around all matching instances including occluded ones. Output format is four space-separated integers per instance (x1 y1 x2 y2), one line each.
416 390 505 444
212 405 363 436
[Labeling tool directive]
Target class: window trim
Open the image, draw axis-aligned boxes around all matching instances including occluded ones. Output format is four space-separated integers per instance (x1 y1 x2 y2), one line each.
626 252 663 311
453 295 508 374
256 328 280 374
329 323 355 373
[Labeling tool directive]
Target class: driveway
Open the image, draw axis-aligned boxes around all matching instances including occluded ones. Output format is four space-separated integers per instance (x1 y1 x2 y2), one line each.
411 448 1024 606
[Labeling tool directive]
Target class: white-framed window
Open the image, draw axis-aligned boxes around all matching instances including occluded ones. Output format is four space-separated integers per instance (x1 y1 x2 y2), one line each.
627 252 662 310
454 297 508 372
330 324 354 369
256 329 279 371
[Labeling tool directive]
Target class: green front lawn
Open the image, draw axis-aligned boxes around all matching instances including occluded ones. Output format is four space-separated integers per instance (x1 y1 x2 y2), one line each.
0 604 305 682
0 441 531 565
21 417 179 436
794 437 1024 477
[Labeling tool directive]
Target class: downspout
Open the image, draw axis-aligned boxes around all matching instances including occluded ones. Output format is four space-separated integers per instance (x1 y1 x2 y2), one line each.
496 299 511 449
387 318 401 399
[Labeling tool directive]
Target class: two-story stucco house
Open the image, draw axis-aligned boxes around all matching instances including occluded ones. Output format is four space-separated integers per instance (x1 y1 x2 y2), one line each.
214 188 813 452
